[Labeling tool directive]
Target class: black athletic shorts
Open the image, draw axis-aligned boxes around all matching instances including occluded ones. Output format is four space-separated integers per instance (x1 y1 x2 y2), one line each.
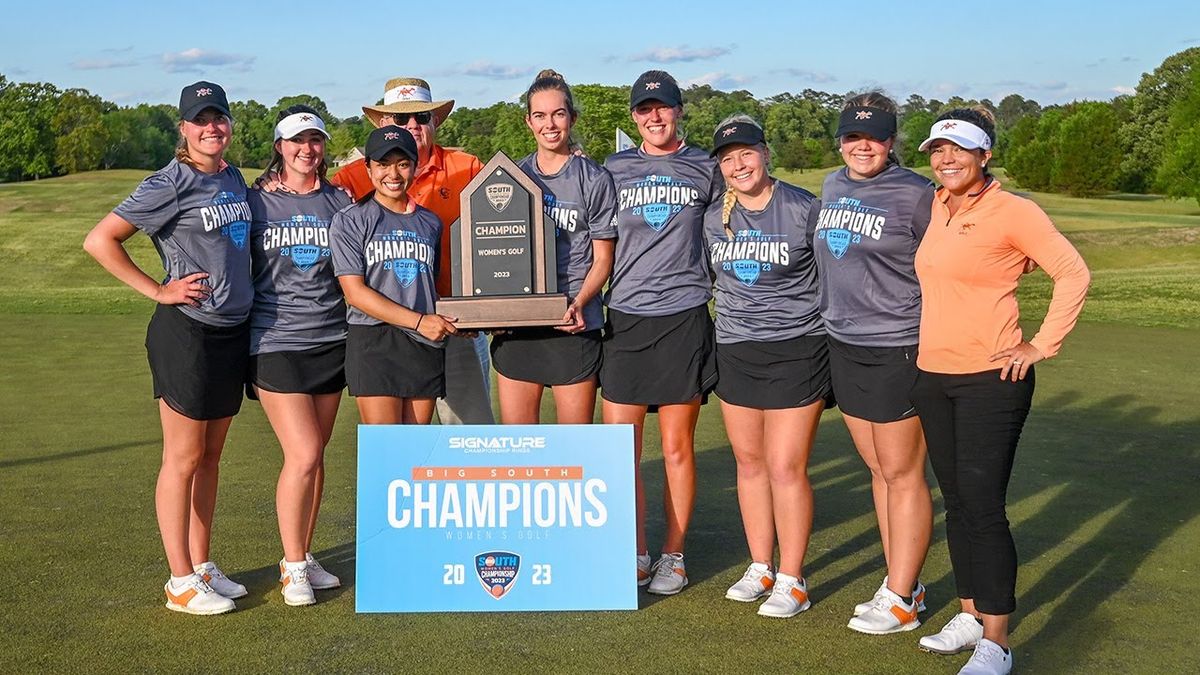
247 340 346 399
599 305 717 409
827 336 919 423
345 324 445 398
715 335 833 410
145 304 249 420
491 328 602 386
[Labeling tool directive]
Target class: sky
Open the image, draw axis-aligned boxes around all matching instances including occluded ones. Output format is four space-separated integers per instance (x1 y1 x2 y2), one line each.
2 1 1197 119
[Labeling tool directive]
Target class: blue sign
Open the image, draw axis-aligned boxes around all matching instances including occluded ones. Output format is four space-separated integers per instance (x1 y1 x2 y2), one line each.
356 424 637 613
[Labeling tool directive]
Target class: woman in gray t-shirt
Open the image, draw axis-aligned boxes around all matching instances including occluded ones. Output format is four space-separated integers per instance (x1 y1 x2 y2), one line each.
330 126 464 425
492 70 617 424
815 92 935 636
84 81 249 616
247 105 352 606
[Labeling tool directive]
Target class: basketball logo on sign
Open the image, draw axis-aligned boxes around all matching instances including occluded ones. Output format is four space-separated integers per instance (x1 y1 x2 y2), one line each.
475 551 520 600
486 184 514 212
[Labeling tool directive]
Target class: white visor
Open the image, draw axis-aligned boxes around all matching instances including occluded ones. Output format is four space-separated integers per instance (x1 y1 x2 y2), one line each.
383 83 433 105
918 119 992 152
274 112 330 141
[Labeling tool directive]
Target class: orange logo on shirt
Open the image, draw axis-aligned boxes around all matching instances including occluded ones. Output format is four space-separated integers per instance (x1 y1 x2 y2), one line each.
958 222 975 235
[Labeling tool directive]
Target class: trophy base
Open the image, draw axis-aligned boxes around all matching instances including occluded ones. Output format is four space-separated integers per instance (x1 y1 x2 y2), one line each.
436 294 569 330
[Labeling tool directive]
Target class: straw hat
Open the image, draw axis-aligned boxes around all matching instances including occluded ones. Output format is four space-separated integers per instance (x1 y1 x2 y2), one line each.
362 77 455 127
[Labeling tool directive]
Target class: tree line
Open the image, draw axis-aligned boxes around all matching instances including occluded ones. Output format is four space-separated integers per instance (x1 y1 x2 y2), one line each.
1 47 1197 200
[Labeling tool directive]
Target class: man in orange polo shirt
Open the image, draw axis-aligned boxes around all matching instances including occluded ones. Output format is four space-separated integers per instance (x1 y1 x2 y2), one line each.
333 77 493 424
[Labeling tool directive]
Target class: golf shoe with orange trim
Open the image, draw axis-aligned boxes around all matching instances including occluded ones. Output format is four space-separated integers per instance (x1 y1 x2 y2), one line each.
279 560 316 606
847 587 921 634
757 573 810 618
853 575 927 616
647 552 688 595
164 575 235 615
636 553 652 587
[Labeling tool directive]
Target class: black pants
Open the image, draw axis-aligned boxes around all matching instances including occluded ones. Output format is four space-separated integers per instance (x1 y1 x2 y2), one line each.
910 368 1035 615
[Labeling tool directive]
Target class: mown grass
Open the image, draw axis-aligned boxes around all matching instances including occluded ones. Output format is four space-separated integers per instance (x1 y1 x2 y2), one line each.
1 170 1198 673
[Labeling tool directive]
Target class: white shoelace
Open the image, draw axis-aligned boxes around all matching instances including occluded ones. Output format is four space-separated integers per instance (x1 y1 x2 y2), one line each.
970 640 1006 665
945 613 978 633
651 557 679 580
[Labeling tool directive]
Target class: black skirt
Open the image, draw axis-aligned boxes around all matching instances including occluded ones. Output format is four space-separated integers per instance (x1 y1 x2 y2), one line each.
599 305 717 408
827 337 918 423
715 335 833 410
345 324 445 398
248 340 346 399
145 304 249 420
491 328 602 386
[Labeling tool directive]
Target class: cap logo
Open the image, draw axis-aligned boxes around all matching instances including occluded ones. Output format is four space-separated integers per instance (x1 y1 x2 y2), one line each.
300 115 312 122
196 87 213 97
645 82 661 90
398 87 415 97
855 110 873 119
721 126 738 137
940 122 958 130
383 132 401 140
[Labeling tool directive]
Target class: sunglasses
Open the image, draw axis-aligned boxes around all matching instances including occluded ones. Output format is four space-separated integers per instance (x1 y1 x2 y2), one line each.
384 111 432 125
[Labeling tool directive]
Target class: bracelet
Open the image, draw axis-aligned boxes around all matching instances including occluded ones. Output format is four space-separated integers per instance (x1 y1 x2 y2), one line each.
415 314 424 331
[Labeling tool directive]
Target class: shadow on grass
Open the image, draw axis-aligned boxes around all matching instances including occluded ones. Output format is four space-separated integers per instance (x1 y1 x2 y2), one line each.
1002 391 1200 669
0 439 157 469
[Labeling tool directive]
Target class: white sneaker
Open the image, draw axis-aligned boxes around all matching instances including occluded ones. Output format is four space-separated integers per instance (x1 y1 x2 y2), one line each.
958 638 1012 675
847 587 920 634
919 612 984 655
725 562 775 602
194 561 247 599
853 575 927 616
164 574 235 615
757 573 810 618
647 553 688 595
305 552 341 590
279 561 316 607
636 553 652 587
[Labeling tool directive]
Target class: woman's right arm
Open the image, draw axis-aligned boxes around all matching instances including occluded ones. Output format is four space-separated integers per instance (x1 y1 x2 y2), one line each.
83 213 210 307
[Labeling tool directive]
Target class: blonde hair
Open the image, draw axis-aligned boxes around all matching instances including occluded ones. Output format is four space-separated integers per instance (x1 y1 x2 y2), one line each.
174 133 200 170
715 113 767 239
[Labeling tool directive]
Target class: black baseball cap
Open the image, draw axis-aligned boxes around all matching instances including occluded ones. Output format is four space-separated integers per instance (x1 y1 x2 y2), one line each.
711 120 766 157
179 81 232 121
365 125 419 163
630 71 683 109
834 106 897 140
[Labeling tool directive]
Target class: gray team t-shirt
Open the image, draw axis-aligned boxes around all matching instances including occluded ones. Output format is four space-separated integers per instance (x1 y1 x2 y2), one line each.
812 164 935 347
518 153 617 331
247 184 352 354
704 181 824 344
603 145 723 316
113 159 252 326
329 198 444 347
